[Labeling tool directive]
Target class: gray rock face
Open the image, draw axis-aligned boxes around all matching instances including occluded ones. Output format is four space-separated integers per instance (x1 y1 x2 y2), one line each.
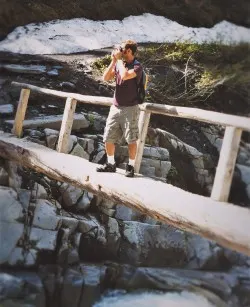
78 138 95 155
0 186 24 222
84 112 107 133
59 183 84 208
71 143 90 160
0 104 14 115
76 191 93 212
2 263 249 307
33 183 48 199
61 216 79 233
147 128 215 193
120 222 189 266
8 248 37 266
44 128 59 149
32 199 62 230
29 227 58 251
116 145 171 179
0 189 25 264
105 217 121 257
60 269 85 307
186 235 222 270
118 221 222 269
0 272 45 306
140 158 171 179
5 114 89 132
5 161 23 190
78 215 106 244
202 126 250 203
115 204 142 221
0 273 25 300
0 222 24 264
237 164 250 199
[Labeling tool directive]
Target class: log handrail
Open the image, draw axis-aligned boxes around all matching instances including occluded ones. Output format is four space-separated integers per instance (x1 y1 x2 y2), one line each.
12 82 250 131
10 82 250 202
141 103 250 132
11 82 113 106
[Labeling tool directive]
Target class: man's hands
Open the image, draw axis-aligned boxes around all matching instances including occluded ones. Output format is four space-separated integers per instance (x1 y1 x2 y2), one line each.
111 48 122 61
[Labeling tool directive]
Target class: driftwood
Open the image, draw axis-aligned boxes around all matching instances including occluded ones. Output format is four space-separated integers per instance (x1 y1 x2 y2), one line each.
0 132 249 256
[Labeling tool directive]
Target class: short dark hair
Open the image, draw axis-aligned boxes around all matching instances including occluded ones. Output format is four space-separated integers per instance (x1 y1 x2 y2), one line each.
122 40 137 55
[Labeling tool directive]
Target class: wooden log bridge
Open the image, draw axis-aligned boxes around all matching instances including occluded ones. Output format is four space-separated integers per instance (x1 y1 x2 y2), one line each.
0 132 250 257
10 82 250 203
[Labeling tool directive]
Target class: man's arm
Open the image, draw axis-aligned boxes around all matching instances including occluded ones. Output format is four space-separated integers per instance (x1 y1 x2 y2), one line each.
103 58 116 82
116 60 136 81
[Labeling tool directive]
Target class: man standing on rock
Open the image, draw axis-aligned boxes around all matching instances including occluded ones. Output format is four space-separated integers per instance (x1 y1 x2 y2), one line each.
96 39 142 177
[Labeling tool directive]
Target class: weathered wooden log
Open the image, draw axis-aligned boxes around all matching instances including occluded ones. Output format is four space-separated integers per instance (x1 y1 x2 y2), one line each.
12 88 30 137
141 103 250 132
57 97 77 153
0 132 250 256
135 110 151 173
211 127 242 202
11 82 250 131
11 82 113 106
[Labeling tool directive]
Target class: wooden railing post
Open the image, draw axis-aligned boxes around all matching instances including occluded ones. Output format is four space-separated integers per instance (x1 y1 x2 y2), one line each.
57 97 77 153
134 110 151 173
211 126 242 202
12 88 30 137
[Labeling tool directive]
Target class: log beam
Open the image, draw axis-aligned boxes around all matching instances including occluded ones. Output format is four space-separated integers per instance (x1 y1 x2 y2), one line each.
211 127 242 202
135 110 151 173
12 82 113 107
11 82 250 131
12 88 30 137
0 132 249 256
57 97 77 153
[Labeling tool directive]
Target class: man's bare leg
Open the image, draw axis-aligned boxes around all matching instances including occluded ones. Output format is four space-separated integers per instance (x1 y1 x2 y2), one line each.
105 142 116 164
105 142 115 157
128 142 137 161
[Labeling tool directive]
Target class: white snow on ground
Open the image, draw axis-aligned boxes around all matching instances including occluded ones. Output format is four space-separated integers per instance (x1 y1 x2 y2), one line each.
94 291 216 307
0 13 250 55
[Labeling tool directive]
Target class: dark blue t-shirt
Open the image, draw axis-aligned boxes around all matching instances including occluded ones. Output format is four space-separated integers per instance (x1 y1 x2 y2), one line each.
113 59 142 107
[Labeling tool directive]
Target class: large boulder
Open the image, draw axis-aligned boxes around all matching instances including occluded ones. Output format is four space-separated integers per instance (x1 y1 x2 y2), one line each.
118 221 221 269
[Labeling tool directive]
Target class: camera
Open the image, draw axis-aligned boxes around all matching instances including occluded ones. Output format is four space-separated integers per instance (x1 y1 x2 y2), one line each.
114 45 123 52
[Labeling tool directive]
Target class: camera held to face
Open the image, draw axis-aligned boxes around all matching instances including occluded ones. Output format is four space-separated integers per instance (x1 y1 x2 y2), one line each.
114 44 123 53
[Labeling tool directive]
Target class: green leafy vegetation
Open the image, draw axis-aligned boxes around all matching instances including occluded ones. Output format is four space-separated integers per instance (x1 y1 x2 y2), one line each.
91 55 112 74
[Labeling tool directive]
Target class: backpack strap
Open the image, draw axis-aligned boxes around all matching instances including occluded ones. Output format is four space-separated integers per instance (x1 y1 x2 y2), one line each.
132 58 142 85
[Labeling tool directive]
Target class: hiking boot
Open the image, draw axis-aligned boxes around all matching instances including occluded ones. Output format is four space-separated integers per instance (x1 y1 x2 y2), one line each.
125 164 134 177
96 163 116 173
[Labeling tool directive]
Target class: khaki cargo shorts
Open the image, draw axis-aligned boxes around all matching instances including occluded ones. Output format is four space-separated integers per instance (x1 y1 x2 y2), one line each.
103 105 140 144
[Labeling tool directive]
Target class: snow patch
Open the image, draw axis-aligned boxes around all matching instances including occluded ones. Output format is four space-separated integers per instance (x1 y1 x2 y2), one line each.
0 13 249 55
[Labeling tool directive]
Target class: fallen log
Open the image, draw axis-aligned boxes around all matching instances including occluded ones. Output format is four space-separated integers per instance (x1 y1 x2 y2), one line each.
0 132 250 256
